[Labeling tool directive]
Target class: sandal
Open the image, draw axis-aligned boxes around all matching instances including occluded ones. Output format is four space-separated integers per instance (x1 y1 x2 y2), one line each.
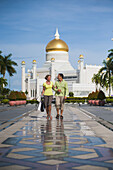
60 115 63 119
56 114 59 119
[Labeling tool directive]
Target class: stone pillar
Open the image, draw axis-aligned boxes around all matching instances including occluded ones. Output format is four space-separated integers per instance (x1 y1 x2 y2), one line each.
32 60 37 79
28 74 31 99
50 58 55 83
21 61 26 92
36 75 40 100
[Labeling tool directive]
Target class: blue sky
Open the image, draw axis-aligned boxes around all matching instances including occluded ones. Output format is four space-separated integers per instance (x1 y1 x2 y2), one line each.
0 0 113 90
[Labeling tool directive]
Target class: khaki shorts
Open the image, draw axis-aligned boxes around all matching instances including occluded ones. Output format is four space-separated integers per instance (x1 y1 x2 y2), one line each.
56 96 65 110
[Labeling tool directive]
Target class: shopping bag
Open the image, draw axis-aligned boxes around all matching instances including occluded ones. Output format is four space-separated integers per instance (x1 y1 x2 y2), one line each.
38 101 41 111
41 101 44 112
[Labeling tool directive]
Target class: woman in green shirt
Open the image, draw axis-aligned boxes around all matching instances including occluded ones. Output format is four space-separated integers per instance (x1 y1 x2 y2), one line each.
42 75 54 120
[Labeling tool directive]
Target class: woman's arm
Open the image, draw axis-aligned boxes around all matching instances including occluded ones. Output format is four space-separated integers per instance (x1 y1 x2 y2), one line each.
42 86 45 96
52 84 57 92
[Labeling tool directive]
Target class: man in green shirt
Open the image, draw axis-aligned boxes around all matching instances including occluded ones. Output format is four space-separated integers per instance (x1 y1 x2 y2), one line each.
54 73 68 119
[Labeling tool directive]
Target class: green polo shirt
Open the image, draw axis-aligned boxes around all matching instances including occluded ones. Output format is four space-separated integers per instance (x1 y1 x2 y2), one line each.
54 80 68 97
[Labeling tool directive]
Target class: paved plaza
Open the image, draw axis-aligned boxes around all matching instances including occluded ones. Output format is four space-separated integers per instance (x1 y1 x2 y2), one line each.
0 104 113 169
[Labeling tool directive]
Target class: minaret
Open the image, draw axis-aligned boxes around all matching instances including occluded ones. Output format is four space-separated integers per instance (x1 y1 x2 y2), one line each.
79 55 84 84
21 61 26 92
27 74 31 99
50 58 55 83
36 74 40 100
32 60 37 79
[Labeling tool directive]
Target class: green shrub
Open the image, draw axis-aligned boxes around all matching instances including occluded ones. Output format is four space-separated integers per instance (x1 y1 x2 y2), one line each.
0 95 5 100
69 92 74 97
88 91 99 100
97 90 106 100
26 99 38 104
20 92 26 100
1 99 9 104
106 98 113 103
8 91 16 101
15 91 20 100
65 99 86 103
8 91 26 101
1 88 10 96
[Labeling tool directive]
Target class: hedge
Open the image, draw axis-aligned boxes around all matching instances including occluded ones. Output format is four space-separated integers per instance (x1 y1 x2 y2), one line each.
26 100 39 104
88 90 106 100
65 98 86 103
106 98 113 103
8 91 26 101
1 99 9 104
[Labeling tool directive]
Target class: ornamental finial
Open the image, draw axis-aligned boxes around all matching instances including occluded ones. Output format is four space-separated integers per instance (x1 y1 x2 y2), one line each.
55 28 60 39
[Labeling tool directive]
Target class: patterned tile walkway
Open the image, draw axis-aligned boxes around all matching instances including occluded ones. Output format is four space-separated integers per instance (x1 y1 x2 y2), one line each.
0 104 113 169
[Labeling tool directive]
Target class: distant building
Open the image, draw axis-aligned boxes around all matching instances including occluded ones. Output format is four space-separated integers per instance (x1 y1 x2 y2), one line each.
21 29 108 99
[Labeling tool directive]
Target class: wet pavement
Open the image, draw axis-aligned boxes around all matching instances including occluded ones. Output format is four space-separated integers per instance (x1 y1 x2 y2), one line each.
0 104 113 170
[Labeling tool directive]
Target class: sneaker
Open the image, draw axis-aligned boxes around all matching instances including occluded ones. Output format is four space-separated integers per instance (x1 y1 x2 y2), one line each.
60 115 63 119
56 114 59 119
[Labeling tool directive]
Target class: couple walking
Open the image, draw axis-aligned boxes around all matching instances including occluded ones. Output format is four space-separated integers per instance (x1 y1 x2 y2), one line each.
42 73 68 120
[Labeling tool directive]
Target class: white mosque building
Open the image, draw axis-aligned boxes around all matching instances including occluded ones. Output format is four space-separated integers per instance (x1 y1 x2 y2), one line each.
21 29 107 99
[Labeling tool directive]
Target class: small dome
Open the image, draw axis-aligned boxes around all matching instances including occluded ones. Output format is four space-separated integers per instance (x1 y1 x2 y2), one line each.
21 61 25 64
46 28 69 52
79 55 84 59
51 57 55 61
78 60 81 63
33 60 36 63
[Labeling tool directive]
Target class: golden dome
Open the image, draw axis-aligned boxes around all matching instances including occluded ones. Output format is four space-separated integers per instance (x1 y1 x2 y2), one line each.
78 60 81 63
51 57 55 61
79 55 84 58
33 59 36 63
46 28 69 52
21 61 25 64
46 39 69 52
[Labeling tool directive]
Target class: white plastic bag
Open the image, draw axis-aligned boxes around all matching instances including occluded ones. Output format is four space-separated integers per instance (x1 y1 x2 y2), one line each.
38 101 41 111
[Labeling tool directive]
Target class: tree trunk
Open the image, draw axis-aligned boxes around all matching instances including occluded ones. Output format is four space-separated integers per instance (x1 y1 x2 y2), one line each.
109 71 111 97
3 73 5 79
3 73 5 88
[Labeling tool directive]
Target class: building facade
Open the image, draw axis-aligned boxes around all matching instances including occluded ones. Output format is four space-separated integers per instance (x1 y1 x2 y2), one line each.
21 29 108 99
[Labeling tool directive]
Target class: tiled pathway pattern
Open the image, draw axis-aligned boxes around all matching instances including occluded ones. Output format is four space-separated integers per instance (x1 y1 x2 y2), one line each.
0 104 113 169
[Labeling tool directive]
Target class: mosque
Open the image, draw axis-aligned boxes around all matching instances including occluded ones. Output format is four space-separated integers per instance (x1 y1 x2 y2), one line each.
21 29 106 99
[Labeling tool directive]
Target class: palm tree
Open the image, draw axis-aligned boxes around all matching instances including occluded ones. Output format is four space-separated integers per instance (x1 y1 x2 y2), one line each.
0 77 8 94
108 49 113 58
99 58 113 97
0 77 8 87
0 51 18 79
92 73 101 90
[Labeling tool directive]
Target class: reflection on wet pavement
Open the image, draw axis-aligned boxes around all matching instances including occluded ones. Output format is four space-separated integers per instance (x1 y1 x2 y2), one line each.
0 105 113 169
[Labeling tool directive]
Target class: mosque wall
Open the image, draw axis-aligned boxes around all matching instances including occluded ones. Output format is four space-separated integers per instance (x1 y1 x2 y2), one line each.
21 29 109 99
